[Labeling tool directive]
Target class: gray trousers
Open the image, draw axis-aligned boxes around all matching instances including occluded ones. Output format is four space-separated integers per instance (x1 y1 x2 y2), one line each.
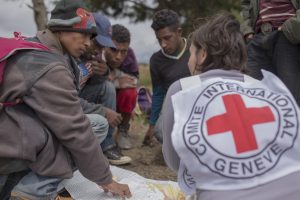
247 31 300 105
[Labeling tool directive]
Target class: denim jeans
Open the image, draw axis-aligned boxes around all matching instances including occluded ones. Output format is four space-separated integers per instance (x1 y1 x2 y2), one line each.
86 114 109 144
10 172 62 200
80 79 117 151
0 170 61 200
247 31 300 105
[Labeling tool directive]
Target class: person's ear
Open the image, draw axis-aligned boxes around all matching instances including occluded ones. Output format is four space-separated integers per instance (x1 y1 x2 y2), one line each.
197 49 207 65
176 27 182 36
193 48 207 75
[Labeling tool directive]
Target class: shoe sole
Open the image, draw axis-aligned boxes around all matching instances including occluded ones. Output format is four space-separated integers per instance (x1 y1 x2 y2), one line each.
119 145 133 150
109 156 132 165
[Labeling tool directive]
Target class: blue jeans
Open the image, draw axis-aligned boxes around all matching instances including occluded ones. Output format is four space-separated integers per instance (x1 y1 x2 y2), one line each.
247 31 300 105
0 170 61 200
10 172 61 200
86 114 109 144
80 79 117 151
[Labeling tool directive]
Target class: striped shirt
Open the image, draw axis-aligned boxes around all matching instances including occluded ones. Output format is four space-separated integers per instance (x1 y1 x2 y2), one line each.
256 0 296 31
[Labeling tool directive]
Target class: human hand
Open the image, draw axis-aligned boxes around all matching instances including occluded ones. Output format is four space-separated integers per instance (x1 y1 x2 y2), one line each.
105 108 122 127
143 125 158 147
89 60 108 76
100 180 132 199
245 33 254 43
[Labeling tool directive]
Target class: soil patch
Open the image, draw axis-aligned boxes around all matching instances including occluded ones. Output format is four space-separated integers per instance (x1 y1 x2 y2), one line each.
118 116 177 181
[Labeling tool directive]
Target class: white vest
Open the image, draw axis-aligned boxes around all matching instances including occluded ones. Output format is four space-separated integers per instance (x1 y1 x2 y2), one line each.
172 70 300 194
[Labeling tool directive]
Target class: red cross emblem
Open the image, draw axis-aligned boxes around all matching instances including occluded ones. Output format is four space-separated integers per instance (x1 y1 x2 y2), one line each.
206 94 275 154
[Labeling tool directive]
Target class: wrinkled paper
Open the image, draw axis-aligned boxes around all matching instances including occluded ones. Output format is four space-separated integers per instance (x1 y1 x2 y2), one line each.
60 166 188 200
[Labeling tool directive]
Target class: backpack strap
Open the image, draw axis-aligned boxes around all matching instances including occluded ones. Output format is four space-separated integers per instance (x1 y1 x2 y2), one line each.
0 98 22 109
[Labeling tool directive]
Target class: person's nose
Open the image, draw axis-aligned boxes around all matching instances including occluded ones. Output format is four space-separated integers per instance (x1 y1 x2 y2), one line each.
84 36 91 48
116 51 123 60
161 40 167 49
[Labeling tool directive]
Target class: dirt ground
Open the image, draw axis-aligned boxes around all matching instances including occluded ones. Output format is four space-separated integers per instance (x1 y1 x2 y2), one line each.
117 116 177 182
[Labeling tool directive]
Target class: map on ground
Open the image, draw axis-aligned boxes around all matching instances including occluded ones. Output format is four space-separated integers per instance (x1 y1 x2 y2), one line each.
60 166 190 200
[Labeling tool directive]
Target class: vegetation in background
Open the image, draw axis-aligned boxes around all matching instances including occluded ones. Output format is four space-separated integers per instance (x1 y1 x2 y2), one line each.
139 64 152 89
88 0 241 36
14 0 241 37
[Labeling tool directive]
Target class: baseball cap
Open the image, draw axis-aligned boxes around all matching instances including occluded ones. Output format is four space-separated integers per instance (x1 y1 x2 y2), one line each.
93 13 116 48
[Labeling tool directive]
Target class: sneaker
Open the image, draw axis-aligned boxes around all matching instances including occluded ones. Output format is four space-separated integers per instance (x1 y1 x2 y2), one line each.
117 131 132 150
104 147 132 165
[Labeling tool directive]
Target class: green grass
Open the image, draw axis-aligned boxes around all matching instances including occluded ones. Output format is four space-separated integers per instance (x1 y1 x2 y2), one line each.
138 64 152 90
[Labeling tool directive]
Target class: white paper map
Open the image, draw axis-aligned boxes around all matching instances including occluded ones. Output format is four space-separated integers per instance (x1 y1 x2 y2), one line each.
60 166 190 200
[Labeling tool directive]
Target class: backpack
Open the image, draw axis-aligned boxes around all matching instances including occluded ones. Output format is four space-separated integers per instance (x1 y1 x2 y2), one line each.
136 86 152 118
0 32 49 108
